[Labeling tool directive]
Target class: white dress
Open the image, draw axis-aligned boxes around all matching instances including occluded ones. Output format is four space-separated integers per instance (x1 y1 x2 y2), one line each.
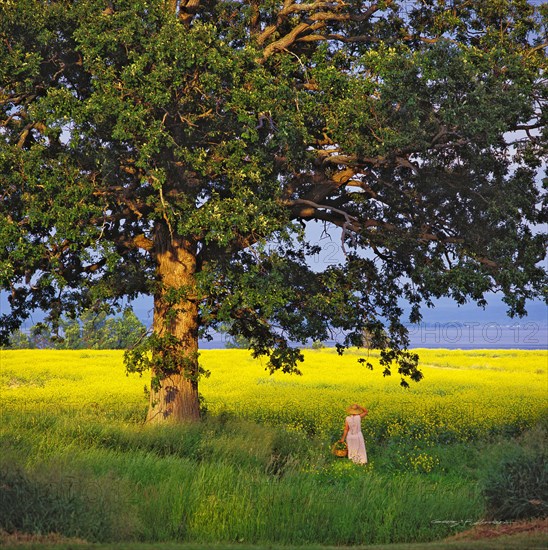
346 414 368 464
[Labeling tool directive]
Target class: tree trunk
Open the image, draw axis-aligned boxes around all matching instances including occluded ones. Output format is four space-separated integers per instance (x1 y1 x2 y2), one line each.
146 230 201 423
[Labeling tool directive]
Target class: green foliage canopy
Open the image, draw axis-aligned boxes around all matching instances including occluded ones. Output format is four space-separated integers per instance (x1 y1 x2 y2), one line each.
1 0 546 388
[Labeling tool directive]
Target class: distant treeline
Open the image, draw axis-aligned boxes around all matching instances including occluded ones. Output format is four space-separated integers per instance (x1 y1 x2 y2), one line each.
2 308 146 350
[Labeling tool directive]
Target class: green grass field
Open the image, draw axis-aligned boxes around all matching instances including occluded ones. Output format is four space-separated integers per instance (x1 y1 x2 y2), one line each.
1 348 546 548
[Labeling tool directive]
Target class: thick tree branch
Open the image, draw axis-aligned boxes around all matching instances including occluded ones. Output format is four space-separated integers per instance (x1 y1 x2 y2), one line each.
289 198 361 231
178 0 201 25
256 0 384 61
117 234 154 251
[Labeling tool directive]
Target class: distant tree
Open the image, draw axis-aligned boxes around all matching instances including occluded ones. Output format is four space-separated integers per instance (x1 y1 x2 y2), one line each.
1 1 546 423
99 308 147 349
29 324 55 349
218 321 252 349
1 323 54 349
55 308 146 349
2 329 32 349
2 309 145 350
361 325 389 350
56 315 84 349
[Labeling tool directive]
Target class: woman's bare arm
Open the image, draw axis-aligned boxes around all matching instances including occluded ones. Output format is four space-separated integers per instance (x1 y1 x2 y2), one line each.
341 420 349 442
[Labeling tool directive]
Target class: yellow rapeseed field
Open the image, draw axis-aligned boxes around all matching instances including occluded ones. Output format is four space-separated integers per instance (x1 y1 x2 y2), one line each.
1 348 546 444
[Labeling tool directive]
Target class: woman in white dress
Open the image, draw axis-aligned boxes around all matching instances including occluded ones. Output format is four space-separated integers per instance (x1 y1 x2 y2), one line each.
340 403 368 464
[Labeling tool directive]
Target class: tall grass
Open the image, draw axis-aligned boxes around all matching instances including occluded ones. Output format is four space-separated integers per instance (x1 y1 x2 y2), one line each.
0 419 483 545
1 348 546 544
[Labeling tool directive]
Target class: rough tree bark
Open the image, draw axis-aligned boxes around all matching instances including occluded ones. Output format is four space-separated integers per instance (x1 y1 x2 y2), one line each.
146 227 201 423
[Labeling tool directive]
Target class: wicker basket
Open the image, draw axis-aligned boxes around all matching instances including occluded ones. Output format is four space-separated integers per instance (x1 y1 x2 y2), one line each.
331 442 348 457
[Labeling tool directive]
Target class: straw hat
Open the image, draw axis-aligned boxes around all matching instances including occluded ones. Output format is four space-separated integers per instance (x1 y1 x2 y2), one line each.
346 403 365 415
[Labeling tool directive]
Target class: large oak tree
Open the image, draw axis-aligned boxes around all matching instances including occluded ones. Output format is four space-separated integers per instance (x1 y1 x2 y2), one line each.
1 0 546 422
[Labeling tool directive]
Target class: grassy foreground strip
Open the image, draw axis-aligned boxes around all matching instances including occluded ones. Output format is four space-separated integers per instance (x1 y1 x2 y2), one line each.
1 349 546 546
1 532 548 550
